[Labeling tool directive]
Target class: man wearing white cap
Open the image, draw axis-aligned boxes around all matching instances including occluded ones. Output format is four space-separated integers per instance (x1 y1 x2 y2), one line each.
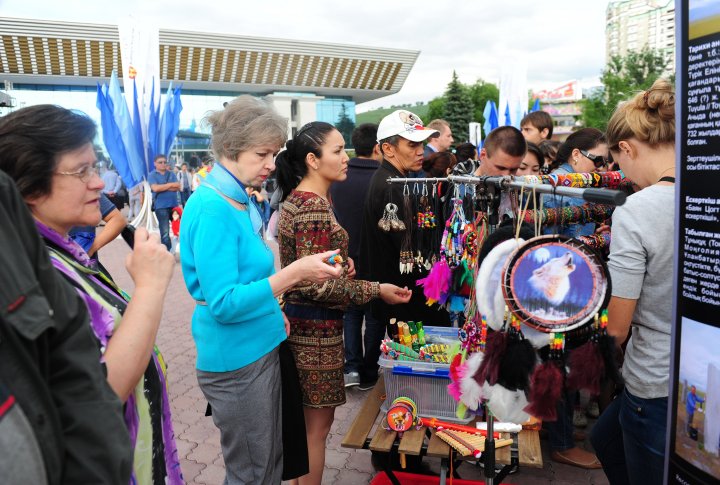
357 110 451 389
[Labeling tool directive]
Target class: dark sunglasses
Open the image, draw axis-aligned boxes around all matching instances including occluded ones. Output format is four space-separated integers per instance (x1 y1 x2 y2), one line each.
580 149 610 168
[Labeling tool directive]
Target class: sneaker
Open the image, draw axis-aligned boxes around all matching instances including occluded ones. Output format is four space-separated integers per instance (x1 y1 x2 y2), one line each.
573 408 588 428
344 372 360 388
358 378 378 391
586 401 600 419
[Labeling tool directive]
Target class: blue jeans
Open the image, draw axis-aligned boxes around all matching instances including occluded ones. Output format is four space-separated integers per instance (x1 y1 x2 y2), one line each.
591 388 667 485
154 208 172 250
544 388 575 452
180 189 191 206
343 304 383 378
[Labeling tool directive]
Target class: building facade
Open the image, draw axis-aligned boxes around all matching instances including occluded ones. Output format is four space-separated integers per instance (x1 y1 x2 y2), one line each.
606 0 675 71
0 16 419 143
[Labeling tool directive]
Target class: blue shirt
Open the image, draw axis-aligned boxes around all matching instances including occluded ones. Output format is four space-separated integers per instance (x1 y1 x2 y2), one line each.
180 165 285 372
147 170 178 210
101 170 122 194
686 391 704 415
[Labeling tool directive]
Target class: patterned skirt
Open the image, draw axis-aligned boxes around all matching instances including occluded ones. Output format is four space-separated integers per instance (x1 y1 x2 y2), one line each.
284 303 345 408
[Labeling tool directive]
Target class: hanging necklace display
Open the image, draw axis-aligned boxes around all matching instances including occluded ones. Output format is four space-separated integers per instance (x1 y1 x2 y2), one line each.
417 182 437 229
501 234 610 334
443 190 468 268
412 183 430 271
399 182 415 273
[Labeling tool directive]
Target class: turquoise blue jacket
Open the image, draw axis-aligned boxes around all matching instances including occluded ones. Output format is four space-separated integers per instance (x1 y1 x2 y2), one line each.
180 165 285 372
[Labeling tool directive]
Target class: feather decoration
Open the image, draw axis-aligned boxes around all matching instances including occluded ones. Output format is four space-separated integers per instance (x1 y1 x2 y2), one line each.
497 334 538 392
459 352 485 411
523 361 563 421
483 382 531 424
473 330 507 387
416 259 451 306
566 340 604 395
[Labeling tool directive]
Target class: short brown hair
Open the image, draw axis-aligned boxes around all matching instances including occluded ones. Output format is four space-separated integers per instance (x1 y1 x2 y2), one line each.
426 119 450 139
0 105 96 199
606 78 675 151
484 126 527 158
520 111 554 139
205 95 288 161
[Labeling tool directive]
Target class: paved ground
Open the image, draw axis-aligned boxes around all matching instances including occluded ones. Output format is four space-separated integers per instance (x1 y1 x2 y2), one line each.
100 233 609 485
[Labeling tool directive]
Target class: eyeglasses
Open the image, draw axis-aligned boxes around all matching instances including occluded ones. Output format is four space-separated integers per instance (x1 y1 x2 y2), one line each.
56 163 100 183
580 149 609 168
156 160 168 164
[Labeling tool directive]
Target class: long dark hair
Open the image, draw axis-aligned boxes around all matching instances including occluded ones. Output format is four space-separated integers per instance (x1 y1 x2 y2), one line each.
555 128 606 166
275 121 336 201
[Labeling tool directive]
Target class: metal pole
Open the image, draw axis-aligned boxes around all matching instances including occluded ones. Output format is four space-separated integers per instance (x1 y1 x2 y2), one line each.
387 175 627 206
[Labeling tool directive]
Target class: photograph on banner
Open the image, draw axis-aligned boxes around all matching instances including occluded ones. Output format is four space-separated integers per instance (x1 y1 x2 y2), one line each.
689 0 720 40
674 317 720 479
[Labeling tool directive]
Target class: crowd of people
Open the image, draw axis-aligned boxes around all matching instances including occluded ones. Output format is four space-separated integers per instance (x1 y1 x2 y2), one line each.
0 77 676 485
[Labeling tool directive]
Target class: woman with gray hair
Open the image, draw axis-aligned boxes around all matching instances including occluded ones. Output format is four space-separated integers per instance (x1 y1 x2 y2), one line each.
180 95 343 484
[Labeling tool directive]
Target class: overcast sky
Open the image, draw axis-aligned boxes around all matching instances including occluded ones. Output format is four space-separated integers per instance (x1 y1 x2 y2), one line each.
0 0 610 111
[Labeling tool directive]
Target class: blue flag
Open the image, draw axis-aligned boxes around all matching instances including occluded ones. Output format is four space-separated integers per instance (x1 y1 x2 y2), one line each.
97 71 183 188
483 100 499 140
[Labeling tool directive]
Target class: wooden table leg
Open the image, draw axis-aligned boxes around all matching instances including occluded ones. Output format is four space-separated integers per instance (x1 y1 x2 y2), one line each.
439 455 448 485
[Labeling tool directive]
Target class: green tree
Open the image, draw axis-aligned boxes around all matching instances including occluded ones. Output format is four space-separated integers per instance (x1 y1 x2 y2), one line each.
580 46 672 131
468 79 500 127
335 104 356 148
443 71 474 143
424 77 498 140
425 96 446 124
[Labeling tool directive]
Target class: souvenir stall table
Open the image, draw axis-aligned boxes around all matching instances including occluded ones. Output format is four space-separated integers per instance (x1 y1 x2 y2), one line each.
343 172 630 484
340 374 543 485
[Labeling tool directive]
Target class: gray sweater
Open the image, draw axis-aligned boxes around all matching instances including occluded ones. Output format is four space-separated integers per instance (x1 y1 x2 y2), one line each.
608 184 675 399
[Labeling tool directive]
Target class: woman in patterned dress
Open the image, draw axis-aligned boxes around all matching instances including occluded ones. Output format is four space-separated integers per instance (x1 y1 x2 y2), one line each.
276 121 412 485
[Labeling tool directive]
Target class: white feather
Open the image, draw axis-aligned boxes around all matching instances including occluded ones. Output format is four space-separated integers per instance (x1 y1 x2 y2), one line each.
483 383 531 424
521 325 553 349
459 352 485 410
476 239 524 330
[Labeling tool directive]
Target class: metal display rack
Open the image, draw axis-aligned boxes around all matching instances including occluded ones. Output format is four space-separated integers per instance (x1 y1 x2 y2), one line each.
384 173 626 484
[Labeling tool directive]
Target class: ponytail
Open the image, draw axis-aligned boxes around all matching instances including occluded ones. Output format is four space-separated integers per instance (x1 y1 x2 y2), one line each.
274 121 336 201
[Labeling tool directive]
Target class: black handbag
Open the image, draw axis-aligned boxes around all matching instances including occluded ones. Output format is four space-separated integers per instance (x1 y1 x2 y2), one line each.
278 340 309 480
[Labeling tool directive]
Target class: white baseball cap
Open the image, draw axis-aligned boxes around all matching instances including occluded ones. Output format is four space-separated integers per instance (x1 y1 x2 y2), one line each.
377 110 439 143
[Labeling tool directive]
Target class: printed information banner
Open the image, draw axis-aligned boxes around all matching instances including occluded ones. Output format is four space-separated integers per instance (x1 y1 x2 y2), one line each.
667 1 720 483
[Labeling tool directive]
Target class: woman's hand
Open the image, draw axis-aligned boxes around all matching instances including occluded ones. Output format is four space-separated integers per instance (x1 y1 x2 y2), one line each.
269 249 343 297
125 228 175 291
293 249 344 284
595 223 611 234
346 257 356 279
379 284 412 305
